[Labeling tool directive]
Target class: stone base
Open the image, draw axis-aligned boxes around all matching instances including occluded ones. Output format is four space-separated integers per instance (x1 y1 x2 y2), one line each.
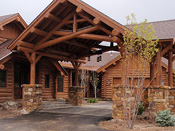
22 84 43 113
69 86 84 106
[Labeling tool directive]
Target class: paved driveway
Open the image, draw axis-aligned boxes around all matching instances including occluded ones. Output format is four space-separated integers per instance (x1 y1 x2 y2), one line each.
0 101 112 131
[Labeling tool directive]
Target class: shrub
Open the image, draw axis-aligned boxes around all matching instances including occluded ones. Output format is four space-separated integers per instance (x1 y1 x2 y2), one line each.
87 98 98 103
154 109 175 127
137 101 144 115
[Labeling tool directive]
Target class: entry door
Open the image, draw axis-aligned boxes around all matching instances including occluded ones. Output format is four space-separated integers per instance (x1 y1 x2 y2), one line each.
14 63 30 99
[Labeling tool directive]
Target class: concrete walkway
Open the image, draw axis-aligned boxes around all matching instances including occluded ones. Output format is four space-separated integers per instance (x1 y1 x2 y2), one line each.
0 101 112 131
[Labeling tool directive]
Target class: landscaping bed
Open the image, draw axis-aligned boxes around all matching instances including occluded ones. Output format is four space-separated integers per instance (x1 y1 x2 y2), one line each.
99 119 175 131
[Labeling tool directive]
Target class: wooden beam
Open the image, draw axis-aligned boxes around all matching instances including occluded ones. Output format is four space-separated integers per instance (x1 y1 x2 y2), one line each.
93 18 101 25
168 50 173 87
30 27 47 36
47 49 71 56
30 52 36 84
156 45 162 86
112 29 120 36
53 31 117 42
52 61 68 76
77 11 113 36
17 41 35 49
0 64 4 70
161 43 173 57
24 51 33 64
65 19 86 24
64 40 88 49
45 12 61 23
17 46 34 53
36 52 86 63
34 26 98 50
36 11 75 46
150 60 155 85
73 13 77 33
76 6 83 13
36 55 42 63
0 26 4 31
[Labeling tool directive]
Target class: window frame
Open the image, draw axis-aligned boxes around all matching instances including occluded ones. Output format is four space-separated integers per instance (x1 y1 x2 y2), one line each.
57 76 64 92
45 74 50 88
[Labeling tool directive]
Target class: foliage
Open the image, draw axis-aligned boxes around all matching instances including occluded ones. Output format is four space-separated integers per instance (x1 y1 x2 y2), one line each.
87 98 98 103
79 69 89 97
122 13 159 129
154 109 175 127
137 101 144 115
89 71 100 98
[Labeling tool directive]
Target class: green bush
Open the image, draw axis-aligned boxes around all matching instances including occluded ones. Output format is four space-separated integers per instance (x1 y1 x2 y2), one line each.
154 109 175 127
87 98 98 103
137 101 144 115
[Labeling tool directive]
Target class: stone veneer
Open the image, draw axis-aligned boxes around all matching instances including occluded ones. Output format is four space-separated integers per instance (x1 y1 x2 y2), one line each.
112 85 175 120
147 86 170 113
69 86 84 106
22 84 43 113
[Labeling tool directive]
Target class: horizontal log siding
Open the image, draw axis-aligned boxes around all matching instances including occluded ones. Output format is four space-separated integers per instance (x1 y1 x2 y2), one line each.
0 59 14 102
39 59 55 100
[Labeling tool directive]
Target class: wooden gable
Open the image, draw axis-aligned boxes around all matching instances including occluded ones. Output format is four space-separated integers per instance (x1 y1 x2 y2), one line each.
8 0 126 63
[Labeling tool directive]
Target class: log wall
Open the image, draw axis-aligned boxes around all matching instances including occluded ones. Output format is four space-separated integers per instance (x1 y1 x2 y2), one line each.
0 59 14 102
0 23 22 39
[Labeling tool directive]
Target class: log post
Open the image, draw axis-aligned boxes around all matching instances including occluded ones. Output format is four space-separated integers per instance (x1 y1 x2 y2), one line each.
150 60 155 86
30 52 36 84
168 49 173 87
156 45 162 86
74 62 79 86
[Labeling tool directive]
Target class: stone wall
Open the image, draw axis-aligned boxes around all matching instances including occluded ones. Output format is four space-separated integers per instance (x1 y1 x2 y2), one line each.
148 86 170 113
22 84 43 113
112 85 175 120
112 86 136 120
69 86 84 106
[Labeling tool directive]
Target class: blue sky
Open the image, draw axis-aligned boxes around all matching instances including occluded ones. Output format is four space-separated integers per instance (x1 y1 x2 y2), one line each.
0 0 175 25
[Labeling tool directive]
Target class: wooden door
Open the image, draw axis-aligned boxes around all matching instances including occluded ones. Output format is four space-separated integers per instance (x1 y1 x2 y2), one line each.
14 63 30 99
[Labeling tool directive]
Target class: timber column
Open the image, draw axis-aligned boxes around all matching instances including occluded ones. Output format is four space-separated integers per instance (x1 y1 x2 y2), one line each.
156 45 162 86
168 49 173 87
150 60 155 86
30 52 36 84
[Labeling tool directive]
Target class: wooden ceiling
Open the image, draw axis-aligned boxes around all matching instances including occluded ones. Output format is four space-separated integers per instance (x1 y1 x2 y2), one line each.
8 0 126 63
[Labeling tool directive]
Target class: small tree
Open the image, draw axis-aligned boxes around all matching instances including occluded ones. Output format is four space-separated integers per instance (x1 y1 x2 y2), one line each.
89 71 100 98
122 13 158 129
79 69 89 97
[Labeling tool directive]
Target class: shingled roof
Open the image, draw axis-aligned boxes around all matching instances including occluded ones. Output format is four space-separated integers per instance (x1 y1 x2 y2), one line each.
0 39 14 60
149 19 175 40
0 14 18 23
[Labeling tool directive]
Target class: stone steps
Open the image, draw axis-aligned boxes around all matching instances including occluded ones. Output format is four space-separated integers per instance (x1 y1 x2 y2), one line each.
42 101 71 109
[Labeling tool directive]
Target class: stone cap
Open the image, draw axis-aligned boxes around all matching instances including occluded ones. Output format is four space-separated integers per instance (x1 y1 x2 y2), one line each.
69 86 85 89
148 85 172 89
21 84 43 88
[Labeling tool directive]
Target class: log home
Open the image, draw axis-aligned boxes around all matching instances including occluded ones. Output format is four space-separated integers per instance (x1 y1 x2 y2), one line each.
0 0 127 102
1 0 175 103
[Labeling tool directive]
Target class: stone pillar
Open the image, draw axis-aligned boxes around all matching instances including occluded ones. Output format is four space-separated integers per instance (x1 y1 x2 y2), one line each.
22 84 43 113
169 88 175 113
69 86 84 106
148 86 170 113
112 85 136 120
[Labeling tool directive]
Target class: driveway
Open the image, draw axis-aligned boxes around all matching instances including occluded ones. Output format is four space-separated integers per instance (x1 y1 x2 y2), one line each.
0 101 112 131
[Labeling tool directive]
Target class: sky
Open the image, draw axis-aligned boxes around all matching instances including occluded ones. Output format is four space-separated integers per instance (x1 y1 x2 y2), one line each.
0 0 175 25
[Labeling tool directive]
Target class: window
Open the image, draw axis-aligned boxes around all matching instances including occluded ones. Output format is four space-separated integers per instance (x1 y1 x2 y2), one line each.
0 70 6 87
57 76 63 92
45 75 50 88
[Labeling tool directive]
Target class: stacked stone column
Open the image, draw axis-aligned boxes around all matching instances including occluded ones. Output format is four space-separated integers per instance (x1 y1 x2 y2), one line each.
69 86 85 106
22 84 43 113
